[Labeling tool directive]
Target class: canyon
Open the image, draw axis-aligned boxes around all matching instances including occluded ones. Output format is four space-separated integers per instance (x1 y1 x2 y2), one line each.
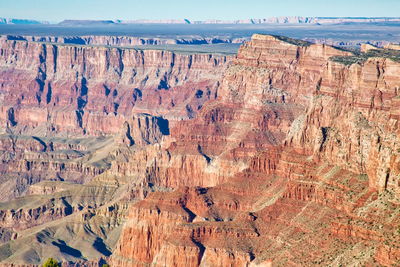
0 32 399 267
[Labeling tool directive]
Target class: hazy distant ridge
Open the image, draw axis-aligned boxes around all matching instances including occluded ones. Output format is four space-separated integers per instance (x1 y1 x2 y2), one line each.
58 17 400 25
0 18 50 25
2 16 400 25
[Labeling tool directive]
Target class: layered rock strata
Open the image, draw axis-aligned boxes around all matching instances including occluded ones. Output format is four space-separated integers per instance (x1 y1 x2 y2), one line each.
0 37 230 265
112 34 400 266
1 35 247 46
0 33 399 266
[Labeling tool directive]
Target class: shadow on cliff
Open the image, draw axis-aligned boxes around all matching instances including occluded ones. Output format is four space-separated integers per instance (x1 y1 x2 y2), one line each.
93 237 112 257
51 240 82 258
157 117 170 135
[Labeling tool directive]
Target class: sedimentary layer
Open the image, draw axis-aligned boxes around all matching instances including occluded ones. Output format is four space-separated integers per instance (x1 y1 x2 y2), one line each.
0 33 399 266
111 34 400 267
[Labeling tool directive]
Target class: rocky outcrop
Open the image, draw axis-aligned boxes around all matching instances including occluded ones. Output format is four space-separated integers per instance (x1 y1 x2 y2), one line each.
385 43 400 50
287 56 400 194
0 134 113 201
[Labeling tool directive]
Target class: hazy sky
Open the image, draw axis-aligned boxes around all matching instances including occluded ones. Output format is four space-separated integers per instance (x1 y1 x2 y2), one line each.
1 0 399 21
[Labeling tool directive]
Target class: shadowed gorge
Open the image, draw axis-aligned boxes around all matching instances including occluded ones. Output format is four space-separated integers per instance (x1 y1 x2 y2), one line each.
0 31 399 267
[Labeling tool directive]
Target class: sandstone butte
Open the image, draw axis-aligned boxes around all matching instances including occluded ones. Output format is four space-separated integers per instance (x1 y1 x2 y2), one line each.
0 33 398 266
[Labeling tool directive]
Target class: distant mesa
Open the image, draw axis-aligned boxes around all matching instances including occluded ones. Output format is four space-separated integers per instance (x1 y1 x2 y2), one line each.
57 17 400 25
58 20 116 26
0 17 49 25
2 17 398 26
58 19 192 25
120 19 191 24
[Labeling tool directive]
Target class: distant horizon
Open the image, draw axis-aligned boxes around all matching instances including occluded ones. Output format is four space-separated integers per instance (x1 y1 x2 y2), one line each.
0 0 399 22
2 16 400 25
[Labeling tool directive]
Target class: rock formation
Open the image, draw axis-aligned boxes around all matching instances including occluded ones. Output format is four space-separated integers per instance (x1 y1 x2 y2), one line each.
111 34 400 266
0 37 229 197
0 37 230 265
0 33 399 266
0 35 247 46
1 34 396 51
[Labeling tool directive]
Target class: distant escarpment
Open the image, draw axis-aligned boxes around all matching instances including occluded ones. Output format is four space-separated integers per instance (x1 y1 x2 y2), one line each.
56 17 400 25
0 36 229 194
4 16 400 26
2 35 396 52
0 33 400 267
0 18 49 25
1 35 248 47
0 38 230 135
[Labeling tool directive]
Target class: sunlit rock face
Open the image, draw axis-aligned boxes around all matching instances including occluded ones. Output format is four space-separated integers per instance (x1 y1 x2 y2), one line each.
0 39 230 135
0 34 399 266
0 38 230 199
111 35 400 266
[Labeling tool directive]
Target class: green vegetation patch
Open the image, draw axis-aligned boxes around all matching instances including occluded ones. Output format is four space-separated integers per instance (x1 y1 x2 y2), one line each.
330 48 400 66
43 258 59 267
272 35 313 47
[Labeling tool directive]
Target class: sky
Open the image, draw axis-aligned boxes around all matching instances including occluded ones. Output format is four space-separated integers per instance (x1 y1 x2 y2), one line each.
1 0 399 22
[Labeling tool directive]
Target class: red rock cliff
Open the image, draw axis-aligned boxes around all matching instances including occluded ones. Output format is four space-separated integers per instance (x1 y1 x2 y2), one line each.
0 39 230 136
111 34 400 267
0 34 399 266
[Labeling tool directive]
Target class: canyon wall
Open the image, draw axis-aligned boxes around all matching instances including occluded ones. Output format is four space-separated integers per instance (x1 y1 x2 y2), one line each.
287 56 400 194
1 35 247 46
111 34 400 266
0 37 232 266
0 33 399 266
0 38 230 136
0 37 229 198
2 35 396 51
